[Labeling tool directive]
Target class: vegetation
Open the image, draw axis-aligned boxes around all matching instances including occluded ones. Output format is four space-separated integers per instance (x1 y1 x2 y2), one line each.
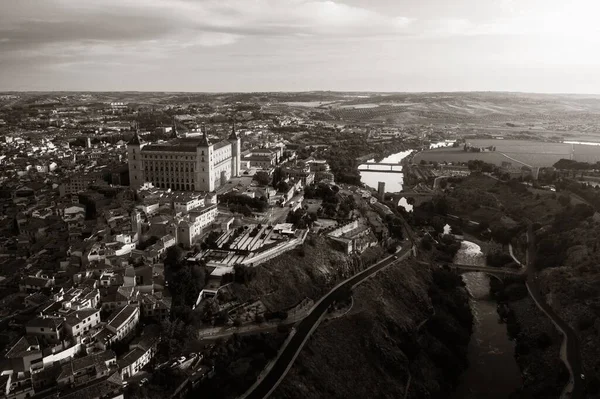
164 246 208 309
274 262 473 399
220 192 269 215
188 332 287 399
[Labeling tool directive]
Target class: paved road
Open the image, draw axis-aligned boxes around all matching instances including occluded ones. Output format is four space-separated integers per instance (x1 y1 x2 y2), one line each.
523 224 584 399
240 246 413 399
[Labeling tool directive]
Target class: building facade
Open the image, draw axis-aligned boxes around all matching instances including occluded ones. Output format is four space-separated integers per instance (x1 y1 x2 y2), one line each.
127 124 241 192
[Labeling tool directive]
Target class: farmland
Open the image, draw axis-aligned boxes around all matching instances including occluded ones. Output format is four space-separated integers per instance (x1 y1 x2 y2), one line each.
413 139 600 167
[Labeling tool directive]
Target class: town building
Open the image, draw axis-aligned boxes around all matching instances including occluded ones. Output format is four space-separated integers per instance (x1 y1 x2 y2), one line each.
106 305 140 343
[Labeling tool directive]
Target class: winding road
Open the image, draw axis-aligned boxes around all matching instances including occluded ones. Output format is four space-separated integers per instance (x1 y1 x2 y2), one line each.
511 224 583 399
239 244 414 399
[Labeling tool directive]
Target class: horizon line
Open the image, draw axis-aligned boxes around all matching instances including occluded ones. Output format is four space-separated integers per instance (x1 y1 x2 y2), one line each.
2 89 600 97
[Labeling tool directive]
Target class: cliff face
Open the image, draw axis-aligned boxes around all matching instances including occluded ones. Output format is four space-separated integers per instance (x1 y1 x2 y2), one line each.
271 260 473 399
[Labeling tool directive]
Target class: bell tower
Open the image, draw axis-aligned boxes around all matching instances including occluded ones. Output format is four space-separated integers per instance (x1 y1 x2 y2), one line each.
127 122 145 189
229 118 241 177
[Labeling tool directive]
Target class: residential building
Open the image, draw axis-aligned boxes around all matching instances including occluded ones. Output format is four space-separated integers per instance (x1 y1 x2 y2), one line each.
25 317 65 345
106 305 140 342
64 308 101 339
117 326 160 380
177 203 218 248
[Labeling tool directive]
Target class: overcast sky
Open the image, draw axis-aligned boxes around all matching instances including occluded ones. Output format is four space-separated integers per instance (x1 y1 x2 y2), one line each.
1 0 600 93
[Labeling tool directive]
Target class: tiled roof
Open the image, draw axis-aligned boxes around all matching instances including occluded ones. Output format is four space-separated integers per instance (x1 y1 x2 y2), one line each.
58 350 116 380
6 336 41 358
107 305 138 330
59 371 122 399
26 316 64 329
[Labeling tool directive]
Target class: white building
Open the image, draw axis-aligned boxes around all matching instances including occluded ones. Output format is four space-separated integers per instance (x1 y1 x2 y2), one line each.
128 123 241 192
106 305 140 343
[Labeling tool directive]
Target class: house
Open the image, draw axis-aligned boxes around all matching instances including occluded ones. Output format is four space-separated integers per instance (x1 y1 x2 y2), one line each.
140 292 171 321
117 326 160 380
19 275 55 293
25 317 65 345
64 308 101 339
100 286 139 312
106 305 140 343
59 371 123 399
5 336 43 373
56 350 117 388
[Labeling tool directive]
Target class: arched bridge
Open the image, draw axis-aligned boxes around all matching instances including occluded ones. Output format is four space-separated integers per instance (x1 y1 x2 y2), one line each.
446 263 524 282
419 261 524 282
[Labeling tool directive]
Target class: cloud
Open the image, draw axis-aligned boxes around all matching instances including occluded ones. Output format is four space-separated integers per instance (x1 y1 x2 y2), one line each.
0 0 413 52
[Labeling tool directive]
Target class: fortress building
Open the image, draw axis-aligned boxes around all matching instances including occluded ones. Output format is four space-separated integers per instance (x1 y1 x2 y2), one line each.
128 121 241 192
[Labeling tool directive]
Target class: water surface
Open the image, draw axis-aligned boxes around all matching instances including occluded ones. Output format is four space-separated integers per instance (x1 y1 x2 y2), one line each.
452 241 522 399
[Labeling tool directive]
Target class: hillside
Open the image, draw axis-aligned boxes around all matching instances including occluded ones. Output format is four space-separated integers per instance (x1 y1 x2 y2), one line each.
272 261 473 399
221 236 384 312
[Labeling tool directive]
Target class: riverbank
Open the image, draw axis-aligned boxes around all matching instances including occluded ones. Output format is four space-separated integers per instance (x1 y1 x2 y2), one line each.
493 279 568 397
451 241 522 398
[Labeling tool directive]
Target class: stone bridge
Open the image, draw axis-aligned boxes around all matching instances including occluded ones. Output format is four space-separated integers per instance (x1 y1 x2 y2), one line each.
418 261 523 282
447 263 524 282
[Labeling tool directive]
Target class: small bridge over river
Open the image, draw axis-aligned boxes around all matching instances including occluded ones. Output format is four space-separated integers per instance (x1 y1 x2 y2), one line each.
419 261 524 282
358 163 403 172
447 263 524 282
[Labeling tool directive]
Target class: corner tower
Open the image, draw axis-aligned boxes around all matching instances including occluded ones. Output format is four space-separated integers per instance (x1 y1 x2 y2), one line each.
196 125 214 191
229 119 241 177
127 123 145 189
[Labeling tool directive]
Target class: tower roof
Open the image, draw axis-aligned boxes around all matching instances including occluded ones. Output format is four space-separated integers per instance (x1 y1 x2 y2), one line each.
197 125 211 147
128 122 143 145
229 119 238 141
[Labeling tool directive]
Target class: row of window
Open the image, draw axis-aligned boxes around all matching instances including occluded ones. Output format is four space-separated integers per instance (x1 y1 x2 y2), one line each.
145 165 196 172
154 183 195 191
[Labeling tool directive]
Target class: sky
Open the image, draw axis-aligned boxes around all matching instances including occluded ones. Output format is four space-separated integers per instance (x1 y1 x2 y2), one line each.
1 0 600 93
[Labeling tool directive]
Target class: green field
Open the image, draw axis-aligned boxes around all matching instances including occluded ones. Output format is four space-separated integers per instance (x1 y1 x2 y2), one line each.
414 139 600 167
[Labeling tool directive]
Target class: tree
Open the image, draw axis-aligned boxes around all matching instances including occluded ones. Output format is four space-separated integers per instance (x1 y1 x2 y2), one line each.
271 167 286 187
491 226 512 246
254 171 270 186
432 195 449 215
558 194 571 207
276 180 290 193
164 245 185 270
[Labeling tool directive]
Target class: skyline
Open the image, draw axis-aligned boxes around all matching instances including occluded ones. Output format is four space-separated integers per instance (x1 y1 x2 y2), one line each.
2 0 600 93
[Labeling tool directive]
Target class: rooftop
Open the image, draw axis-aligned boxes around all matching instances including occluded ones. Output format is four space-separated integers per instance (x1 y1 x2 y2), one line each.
58 350 116 380
107 304 138 330
59 371 122 399
6 336 41 359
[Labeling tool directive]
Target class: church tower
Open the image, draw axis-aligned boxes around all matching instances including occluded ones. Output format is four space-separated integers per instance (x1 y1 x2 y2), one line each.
130 209 142 242
229 119 241 177
196 125 214 191
127 122 145 189
170 117 179 139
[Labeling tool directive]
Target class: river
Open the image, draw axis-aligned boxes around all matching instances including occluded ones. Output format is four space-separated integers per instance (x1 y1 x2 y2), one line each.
452 241 522 399
359 150 413 193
